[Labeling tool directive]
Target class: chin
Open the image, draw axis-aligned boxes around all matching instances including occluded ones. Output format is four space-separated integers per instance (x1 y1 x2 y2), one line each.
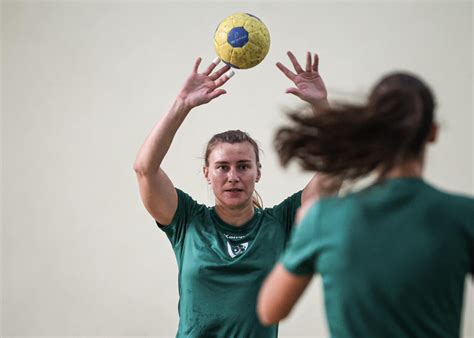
224 200 245 208
221 196 251 209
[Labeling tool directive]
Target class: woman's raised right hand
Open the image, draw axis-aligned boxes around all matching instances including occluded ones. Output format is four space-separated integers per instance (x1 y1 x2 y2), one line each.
177 57 233 110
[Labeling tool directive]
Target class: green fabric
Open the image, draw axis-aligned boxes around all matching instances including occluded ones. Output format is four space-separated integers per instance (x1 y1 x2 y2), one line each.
161 188 302 338
282 178 474 338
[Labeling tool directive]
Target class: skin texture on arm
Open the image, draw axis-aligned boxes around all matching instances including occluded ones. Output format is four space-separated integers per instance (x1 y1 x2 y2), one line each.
134 58 232 225
276 51 339 205
257 264 312 326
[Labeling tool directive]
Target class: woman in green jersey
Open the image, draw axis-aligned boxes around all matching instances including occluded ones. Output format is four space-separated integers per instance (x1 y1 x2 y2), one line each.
134 51 336 337
257 72 474 338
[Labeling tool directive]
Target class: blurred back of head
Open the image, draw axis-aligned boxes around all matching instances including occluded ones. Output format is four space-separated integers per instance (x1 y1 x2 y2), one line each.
274 72 436 182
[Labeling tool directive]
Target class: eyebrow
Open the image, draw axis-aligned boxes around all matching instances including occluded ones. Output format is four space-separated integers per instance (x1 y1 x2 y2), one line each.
214 160 253 165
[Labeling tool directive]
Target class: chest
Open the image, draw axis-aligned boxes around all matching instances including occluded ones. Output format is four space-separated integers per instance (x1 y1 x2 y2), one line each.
179 216 287 286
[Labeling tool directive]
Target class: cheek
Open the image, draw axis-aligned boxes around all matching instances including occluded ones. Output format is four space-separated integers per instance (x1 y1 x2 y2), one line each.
208 171 225 185
243 172 258 185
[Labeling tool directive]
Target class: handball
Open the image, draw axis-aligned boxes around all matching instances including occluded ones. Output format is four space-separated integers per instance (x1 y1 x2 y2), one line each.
214 13 270 69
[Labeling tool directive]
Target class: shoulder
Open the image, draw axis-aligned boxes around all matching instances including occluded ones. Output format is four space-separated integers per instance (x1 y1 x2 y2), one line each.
311 193 354 214
174 188 211 218
176 188 205 205
264 190 303 212
175 188 195 203
420 182 474 210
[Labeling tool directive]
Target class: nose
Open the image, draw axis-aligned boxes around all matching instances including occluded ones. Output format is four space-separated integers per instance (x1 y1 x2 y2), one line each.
227 168 240 182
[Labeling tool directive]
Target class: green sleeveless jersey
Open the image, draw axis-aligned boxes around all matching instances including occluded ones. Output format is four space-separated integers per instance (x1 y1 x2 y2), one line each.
282 178 474 338
160 189 302 337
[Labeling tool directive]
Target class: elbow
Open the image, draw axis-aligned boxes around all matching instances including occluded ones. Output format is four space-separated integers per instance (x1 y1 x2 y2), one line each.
257 309 281 327
257 295 286 327
133 160 153 177
133 162 146 176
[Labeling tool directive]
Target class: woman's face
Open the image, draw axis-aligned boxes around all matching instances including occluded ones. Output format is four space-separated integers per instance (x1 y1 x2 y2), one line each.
204 141 261 210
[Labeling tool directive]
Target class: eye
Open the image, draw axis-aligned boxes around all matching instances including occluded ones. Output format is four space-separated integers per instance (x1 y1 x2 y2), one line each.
238 164 251 171
217 165 229 172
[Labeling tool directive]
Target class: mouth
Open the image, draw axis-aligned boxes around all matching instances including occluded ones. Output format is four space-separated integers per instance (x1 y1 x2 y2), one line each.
224 188 244 193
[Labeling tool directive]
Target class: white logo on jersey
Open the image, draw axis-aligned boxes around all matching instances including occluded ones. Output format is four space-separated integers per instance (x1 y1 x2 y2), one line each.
227 241 249 258
224 233 247 240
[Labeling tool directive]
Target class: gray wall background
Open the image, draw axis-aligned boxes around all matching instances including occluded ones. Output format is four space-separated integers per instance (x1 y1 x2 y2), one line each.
2 0 473 337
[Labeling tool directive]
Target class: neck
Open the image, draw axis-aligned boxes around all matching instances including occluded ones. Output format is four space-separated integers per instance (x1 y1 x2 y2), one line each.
381 158 424 179
214 203 255 227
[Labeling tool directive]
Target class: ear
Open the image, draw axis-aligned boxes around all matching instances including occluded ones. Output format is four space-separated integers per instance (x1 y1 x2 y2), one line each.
427 123 438 143
203 166 211 184
256 164 262 182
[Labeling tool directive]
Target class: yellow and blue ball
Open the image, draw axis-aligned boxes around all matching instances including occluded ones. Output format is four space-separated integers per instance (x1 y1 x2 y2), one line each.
214 13 270 69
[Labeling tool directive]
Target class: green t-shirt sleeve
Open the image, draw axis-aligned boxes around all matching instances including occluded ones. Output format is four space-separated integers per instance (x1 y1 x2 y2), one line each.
268 190 302 234
281 201 322 276
157 189 202 250
462 196 474 276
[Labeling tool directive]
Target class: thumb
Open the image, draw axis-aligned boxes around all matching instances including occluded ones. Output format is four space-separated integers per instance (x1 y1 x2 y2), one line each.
285 87 302 98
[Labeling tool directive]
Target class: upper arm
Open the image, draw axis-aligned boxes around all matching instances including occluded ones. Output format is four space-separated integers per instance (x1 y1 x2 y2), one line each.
269 191 303 234
258 203 323 325
135 168 178 225
257 264 312 326
302 173 342 206
301 173 320 206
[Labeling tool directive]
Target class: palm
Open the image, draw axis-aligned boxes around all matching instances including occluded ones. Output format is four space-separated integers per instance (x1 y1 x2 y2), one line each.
293 72 327 103
180 73 217 107
178 58 231 109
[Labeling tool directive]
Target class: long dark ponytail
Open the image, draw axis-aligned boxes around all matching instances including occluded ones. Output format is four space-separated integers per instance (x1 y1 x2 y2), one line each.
274 72 435 181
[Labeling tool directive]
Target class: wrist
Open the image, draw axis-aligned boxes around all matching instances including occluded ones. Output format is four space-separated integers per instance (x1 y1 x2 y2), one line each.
172 97 192 116
310 97 330 113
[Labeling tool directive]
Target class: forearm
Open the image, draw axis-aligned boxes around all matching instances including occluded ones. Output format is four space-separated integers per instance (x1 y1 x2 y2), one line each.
302 172 342 206
257 264 312 326
134 98 191 176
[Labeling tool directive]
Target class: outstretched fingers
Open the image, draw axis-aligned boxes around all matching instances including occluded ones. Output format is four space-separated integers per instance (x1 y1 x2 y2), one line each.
192 57 202 73
287 51 304 74
203 57 222 76
313 53 319 72
305 51 312 72
276 62 296 81
207 70 234 101
207 89 227 101
209 63 231 81
214 69 235 88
